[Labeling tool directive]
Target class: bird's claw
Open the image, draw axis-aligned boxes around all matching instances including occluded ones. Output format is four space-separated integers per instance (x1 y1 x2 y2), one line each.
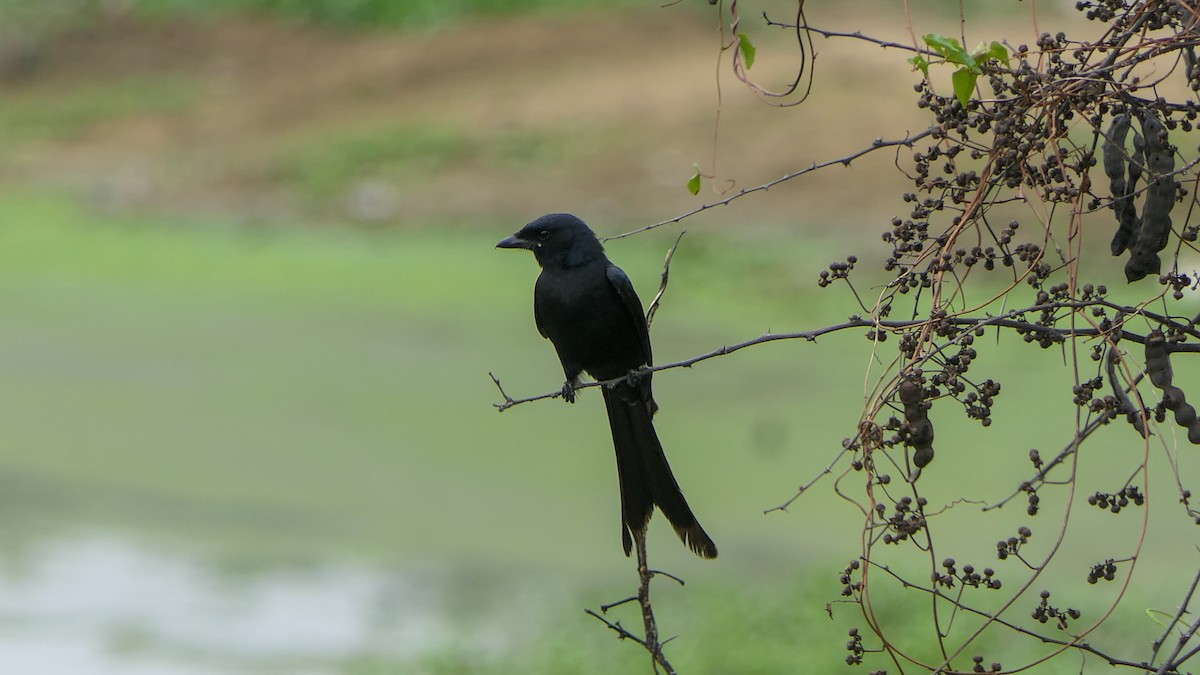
560 380 577 404
625 368 646 387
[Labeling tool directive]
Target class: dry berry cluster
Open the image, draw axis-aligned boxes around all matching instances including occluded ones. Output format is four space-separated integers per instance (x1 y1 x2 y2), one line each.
1087 485 1146 514
1031 589 1082 630
935 557 1002 590
766 0 1200 672
1087 559 1121 584
558 1 1200 671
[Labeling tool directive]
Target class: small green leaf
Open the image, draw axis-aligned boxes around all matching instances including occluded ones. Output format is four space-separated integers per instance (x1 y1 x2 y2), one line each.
737 32 756 69
686 165 701 195
909 54 930 77
923 33 971 67
977 40 1009 65
951 67 977 106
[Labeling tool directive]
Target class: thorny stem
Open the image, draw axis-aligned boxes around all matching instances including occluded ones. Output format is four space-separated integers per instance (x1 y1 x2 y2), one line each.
584 529 682 675
604 129 935 241
1152 565 1200 674
635 529 670 675
491 308 1200 412
1150 566 1200 671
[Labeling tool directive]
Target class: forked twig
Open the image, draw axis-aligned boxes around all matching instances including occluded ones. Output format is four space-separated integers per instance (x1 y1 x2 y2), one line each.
585 528 685 674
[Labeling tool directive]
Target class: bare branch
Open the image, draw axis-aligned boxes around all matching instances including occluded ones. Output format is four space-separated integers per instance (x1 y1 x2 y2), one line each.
866 561 1157 671
765 442 852 513
765 17 925 54
603 129 936 241
1150 565 1200 670
492 304 1200 413
489 371 567 412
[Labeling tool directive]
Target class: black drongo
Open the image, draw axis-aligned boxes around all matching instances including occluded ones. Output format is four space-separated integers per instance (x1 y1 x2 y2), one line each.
498 213 716 559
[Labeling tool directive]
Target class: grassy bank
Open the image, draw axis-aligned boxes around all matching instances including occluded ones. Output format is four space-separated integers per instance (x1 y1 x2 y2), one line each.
0 0 641 32
0 190 856 569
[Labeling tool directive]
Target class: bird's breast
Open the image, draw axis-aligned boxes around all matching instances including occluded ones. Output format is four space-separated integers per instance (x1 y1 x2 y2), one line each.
535 269 647 379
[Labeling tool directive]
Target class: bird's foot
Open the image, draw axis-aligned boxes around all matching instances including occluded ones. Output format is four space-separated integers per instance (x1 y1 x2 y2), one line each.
624 367 646 387
560 379 578 404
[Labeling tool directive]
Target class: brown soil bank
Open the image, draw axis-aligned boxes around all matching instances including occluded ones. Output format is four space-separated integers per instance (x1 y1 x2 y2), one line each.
1 4 1073 230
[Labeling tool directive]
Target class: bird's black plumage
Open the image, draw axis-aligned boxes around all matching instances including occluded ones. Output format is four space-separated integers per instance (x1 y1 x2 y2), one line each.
498 213 717 559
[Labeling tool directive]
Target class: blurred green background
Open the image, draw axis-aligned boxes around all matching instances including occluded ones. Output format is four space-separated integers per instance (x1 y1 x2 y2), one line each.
0 1 1197 673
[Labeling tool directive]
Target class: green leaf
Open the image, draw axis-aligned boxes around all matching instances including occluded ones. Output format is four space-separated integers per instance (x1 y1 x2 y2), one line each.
951 67 977 106
909 54 930 77
686 166 701 195
737 32 756 69
977 40 1009 65
922 33 972 68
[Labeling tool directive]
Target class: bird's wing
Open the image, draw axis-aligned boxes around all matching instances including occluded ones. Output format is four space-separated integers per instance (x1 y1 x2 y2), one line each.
533 294 548 339
533 274 551 340
606 264 652 366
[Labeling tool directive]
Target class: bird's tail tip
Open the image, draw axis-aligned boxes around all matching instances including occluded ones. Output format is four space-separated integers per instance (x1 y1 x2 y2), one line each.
675 523 718 559
623 522 717 559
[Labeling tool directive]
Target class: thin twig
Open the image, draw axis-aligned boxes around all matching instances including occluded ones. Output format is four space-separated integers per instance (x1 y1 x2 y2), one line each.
634 529 674 674
765 444 852 513
1150 565 1200 669
646 230 686 328
585 529 679 675
585 610 644 644
765 18 925 54
489 371 567 412
1154 564 1200 673
600 595 638 612
983 415 1106 511
604 129 936 241
867 561 1156 671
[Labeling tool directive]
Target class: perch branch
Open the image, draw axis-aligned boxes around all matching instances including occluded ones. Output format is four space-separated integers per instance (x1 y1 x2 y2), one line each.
492 304 1198 412
585 528 685 674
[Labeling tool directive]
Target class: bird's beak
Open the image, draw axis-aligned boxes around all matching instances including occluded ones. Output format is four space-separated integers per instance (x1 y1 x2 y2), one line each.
496 235 532 250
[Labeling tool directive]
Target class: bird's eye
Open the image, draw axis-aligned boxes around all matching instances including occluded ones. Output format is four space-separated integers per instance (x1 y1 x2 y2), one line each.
537 230 551 240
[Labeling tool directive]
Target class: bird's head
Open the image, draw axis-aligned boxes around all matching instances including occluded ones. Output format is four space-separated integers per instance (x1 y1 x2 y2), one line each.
496 213 606 269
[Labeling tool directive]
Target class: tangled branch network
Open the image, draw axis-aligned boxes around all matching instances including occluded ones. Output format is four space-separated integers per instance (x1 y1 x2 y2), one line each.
494 0 1200 672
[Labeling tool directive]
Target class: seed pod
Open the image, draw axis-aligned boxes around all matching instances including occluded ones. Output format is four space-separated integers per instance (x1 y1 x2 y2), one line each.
1106 336 1150 438
1129 131 1144 196
1145 331 1172 389
1102 114 1129 183
1105 114 1143 255
899 379 935 466
1144 330 1200 444
1125 113 1175 282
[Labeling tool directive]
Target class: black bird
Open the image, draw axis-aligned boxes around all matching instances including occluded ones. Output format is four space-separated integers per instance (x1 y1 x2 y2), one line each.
497 213 717 559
